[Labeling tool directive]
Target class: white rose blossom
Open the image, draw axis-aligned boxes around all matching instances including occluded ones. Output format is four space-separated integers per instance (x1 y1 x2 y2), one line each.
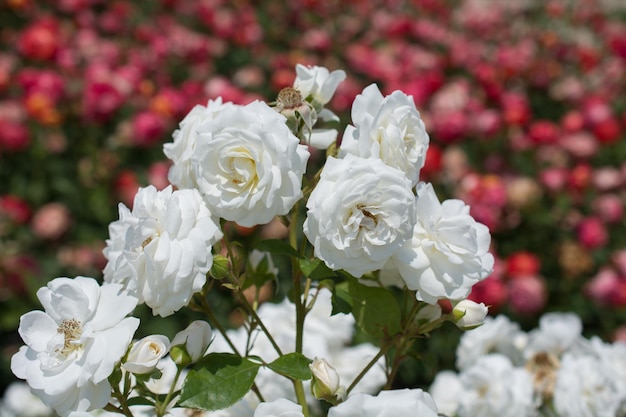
164 98 234 189
429 371 462 417
253 399 304 417
303 154 416 278
168 100 309 227
103 185 222 317
553 352 624 417
523 312 584 359
122 334 170 374
292 64 346 149
456 315 528 370
456 354 536 417
390 182 494 304
10 277 139 417
309 357 345 402
327 389 439 417
339 84 430 187
0 382 53 417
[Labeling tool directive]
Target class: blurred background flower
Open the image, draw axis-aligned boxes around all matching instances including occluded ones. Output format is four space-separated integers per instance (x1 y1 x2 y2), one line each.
1 0 626 396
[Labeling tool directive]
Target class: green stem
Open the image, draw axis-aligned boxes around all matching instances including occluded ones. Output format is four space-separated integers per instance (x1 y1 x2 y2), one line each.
346 338 395 395
156 367 183 417
236 289 284 357
294 380 310 417
111 386 134 417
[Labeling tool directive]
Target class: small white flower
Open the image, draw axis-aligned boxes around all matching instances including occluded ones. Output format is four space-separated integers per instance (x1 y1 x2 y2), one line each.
327 389 439 417
294 64 345 114
253 399 304 417
122 335 170 374
452 300 488 330
181 100 310 227
103 185 222 317
391 182 494 304
457 354 536 417
11 277 139 416
339 84 430 187
303 154 416 278
170 320 212 365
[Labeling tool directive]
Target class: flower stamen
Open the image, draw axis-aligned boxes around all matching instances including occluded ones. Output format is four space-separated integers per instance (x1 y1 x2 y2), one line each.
57 319 82 355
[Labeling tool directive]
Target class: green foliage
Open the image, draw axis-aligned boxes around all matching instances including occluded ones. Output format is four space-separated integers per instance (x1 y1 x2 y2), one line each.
267 353 313 381
178 353 260 411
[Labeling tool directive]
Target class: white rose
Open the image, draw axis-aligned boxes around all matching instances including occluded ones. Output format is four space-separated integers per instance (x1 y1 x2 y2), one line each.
457 354 536 417
170 320 212 365
0 382 53 417
524 312 583 359
554 352 623 417
456 315 527 371
190 100 309 227
294 64 345 114
429 371 462 417
164 98 234 189
391 182 494 304
303 154 416 278
253 399 304 417
103 185 222 317
327 389 439 417
122 335 170 374
452 300 489 330
10 277 139 417
339 84 430 187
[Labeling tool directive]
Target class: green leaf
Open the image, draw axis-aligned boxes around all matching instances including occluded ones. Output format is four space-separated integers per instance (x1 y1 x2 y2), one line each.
254 239 303 259
348 279 401 337
178 353 260 411
267 352 313 381
299 258 337 280
331 281 353 315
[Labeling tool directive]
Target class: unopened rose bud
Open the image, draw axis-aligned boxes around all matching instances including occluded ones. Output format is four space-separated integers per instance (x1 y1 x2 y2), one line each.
170 320 212 366
452 300 488 330
309 357 345 404
122 335 170 374
210 254 230 280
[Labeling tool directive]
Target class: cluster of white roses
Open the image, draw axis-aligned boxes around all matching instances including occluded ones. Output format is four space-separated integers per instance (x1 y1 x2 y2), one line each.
429 313 626 417
9 64 496 417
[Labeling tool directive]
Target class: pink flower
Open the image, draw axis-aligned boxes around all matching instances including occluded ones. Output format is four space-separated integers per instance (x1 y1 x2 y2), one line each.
131 111 167 148
147 161 171 190
592 167 623 191
559 132 598 159
0 195 32 226
528 120 560 145
468 274 507 313
18 18 61 61
586 268 626 307
0 120 30 152
507 275 547 315
30 203 72 240
82 81 124 122
593 194 624 223
539 167 568 192
577 217 608 249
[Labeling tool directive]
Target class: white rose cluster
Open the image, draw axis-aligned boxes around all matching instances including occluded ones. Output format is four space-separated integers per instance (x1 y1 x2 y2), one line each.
429 312 626 417
103 185 222 317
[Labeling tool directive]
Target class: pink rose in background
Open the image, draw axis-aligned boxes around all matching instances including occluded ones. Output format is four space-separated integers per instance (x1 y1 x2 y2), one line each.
577 217 608 250
30 203 72 240
507 275 548 315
